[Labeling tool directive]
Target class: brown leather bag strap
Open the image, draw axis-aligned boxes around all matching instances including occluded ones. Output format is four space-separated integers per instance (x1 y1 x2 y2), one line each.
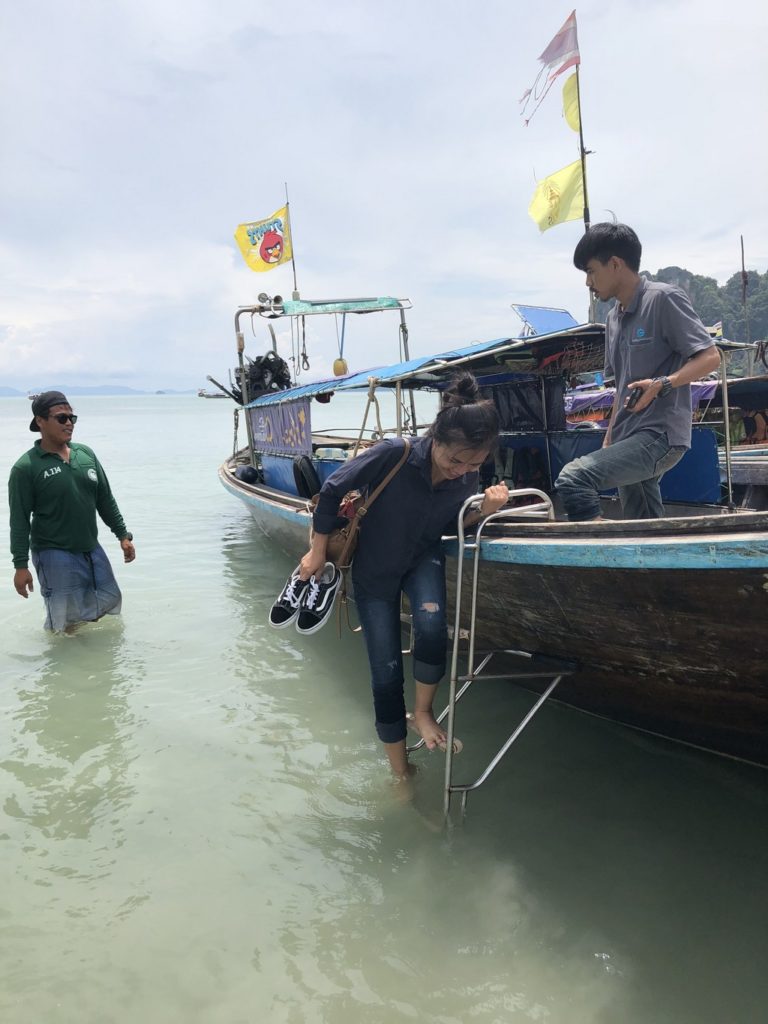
361 437 411 511
333 437 411 574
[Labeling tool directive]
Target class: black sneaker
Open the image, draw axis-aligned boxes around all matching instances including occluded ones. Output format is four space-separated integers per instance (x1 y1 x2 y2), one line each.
268 567 311 628
295 562 342 635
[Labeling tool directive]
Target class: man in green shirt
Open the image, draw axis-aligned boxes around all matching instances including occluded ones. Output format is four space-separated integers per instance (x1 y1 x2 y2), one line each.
8 391 136 631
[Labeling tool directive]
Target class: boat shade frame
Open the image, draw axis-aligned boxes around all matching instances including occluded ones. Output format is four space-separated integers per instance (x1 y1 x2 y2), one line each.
238 296 411 319
245 324 607 408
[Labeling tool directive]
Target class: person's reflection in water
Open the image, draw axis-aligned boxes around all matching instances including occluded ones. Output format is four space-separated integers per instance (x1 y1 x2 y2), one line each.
3 617 140 845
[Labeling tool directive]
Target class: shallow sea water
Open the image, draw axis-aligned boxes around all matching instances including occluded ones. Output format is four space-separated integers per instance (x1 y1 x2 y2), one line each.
1 395 766 1024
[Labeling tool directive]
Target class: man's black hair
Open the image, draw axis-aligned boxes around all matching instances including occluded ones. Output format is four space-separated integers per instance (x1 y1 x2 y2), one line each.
573 223 642 273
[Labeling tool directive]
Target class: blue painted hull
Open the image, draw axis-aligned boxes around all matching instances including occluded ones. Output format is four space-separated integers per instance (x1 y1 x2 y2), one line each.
221 463 768 765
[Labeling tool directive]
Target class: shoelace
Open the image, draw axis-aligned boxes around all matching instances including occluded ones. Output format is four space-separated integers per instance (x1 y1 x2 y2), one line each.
305 577 321 610
283 577 303 607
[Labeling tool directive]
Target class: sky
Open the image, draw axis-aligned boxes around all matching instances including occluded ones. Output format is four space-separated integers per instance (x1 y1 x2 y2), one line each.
1 0 766 391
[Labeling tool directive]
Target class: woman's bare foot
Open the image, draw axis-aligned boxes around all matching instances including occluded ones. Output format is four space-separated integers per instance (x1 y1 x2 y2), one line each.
407 711 463 754
408 710 445 749
390 762 418 803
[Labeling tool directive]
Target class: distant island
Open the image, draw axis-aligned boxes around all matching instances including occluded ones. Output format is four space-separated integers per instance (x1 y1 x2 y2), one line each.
0 386 197 398
2 265 765 401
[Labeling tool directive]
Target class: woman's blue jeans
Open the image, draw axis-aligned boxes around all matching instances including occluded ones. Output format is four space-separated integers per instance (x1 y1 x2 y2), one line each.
354 549 447 744
554 429 686 521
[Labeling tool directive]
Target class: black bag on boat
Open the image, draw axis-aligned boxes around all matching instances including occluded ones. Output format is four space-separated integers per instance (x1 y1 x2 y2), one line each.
233 351 292 402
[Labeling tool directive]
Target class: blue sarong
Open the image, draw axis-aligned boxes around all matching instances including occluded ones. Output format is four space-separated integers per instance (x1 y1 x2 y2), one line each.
31 545 122 632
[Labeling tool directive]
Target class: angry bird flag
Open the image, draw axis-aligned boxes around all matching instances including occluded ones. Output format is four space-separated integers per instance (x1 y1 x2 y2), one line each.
234 206 293 272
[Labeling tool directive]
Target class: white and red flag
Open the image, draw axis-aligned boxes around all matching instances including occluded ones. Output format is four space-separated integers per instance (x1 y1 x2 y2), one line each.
520 10 581 126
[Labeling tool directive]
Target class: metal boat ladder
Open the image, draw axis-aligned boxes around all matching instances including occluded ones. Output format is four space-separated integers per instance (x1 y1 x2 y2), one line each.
407 489 578 820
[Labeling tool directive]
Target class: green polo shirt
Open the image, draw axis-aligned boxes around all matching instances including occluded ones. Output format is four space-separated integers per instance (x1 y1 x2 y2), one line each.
8 441 128 569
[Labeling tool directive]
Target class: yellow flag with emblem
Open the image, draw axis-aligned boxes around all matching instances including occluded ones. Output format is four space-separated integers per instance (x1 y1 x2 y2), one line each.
234 206 293 272
528 159 584 232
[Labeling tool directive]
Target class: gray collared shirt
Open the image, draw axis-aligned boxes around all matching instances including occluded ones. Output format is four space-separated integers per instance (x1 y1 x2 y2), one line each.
313 435 478 599
606 278 715 448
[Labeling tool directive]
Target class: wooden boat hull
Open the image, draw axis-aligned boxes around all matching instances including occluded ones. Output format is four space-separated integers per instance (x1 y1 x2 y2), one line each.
448 557 767 765
221 462 768 766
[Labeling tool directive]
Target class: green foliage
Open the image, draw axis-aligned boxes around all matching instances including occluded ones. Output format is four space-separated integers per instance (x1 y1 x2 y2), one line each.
648 266 768 345
593 266 768 376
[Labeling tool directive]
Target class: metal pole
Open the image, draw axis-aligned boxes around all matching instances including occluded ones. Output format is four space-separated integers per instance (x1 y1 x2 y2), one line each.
719 347 734 510
575 65 590 232
234 309 257 467
741 234 753 358
575 65 597 323
443 493 480 818
284 184 299 299
454 676 563 797
540 377 554 488
399 308 418 431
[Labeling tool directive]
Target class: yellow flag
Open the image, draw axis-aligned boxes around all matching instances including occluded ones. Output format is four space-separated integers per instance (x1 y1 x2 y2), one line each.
528 160 584 232
562 73 580 132
234 206 293 272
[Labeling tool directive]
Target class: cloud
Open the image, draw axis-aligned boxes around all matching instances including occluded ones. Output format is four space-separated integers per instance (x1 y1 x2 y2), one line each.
1 0 766 389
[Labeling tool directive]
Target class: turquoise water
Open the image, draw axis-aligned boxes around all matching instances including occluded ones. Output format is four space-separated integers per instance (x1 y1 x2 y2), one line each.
1 395 766 1023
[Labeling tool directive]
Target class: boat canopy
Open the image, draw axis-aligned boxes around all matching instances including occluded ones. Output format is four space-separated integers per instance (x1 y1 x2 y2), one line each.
239 296 411 319
246 323 606 408
711 374 768 410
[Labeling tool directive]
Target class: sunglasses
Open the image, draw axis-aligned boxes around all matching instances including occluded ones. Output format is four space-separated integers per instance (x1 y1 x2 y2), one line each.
50 413 78 424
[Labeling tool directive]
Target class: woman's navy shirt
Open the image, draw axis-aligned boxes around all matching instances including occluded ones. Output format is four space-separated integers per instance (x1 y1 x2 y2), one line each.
312 435 479 600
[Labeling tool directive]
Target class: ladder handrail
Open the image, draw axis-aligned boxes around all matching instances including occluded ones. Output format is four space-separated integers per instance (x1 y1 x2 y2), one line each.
443 489 556 817
446 489 555 729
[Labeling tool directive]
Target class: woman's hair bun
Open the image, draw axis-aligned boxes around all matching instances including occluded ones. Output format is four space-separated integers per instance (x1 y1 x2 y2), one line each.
442 371 480 408
429 370 499 449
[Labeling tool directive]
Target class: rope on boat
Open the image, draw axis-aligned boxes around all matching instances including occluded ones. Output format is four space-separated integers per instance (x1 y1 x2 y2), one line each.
289 316 310 379
232 406 240 458
352 379 383 457
301 315 309 371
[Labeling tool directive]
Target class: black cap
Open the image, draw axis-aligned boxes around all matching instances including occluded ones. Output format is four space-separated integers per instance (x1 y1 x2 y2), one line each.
30 391 70 432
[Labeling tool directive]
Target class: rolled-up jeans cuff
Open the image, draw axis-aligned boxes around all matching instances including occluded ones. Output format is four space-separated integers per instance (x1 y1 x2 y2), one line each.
413 658 444 685
566 500 602 522
375 717 408 744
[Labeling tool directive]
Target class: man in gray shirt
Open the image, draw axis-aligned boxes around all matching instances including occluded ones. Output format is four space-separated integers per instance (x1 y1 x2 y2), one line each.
555 223 720 520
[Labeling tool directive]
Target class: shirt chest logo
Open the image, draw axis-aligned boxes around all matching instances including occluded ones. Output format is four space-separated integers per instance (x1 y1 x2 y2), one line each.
88 468 98 482
42 466 62 480
629 325 652 344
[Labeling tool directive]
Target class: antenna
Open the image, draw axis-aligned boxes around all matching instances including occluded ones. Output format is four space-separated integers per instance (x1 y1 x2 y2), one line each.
740 235 751 345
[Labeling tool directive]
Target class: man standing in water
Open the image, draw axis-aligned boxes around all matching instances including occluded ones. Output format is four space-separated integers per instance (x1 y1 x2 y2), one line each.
8 391 136 631
555 223 720 520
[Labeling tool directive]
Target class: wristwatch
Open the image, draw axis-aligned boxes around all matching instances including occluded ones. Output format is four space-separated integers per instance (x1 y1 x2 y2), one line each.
123 532 133 542
655 376 673 398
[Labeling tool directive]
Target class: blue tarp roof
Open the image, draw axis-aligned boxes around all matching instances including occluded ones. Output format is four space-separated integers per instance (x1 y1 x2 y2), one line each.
246 337 517 408
245 331 594 408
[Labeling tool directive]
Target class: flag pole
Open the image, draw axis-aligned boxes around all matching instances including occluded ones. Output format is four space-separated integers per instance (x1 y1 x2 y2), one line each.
574 64 596 320
284 182 300 299
575 65 590 231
